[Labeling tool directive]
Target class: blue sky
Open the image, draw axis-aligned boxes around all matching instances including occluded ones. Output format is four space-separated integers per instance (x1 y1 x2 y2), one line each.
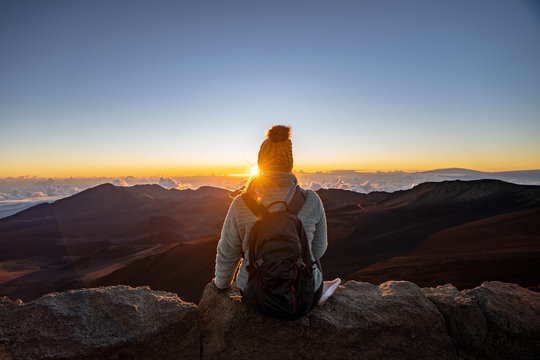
1 0 539 176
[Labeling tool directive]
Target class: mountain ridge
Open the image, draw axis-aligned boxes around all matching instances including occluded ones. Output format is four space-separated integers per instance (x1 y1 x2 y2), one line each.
1 179 539 302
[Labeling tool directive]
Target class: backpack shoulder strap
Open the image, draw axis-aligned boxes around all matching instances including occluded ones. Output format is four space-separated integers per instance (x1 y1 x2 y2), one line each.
242 192 269 219
286 186 307 215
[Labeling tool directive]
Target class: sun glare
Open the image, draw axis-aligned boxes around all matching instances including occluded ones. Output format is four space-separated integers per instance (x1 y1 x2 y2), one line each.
250 165 259 177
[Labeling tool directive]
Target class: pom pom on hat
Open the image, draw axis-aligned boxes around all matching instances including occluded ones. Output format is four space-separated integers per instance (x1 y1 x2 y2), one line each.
258 125 293 173
266 125 291 142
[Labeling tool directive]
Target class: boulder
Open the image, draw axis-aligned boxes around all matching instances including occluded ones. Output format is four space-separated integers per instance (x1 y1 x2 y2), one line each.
2 281 538 360
199 280 457 360
422 283 488 359
423 281 540 360
0 285 200 360
465 282 540 359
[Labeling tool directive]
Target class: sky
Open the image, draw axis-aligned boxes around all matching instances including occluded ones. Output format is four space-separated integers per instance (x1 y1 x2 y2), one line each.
1 0 540 177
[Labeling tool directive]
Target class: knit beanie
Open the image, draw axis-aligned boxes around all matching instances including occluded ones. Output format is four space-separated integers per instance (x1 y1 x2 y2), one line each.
257 125 293 173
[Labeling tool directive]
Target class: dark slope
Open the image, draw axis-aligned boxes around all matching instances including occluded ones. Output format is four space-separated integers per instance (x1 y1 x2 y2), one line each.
89 180 540 303
2 179 539 303
348 207 540 290
1 183 154 221
0 184 233 301
316 188 392 211
319 180 540 280
0 183 233 260
90 235 220 303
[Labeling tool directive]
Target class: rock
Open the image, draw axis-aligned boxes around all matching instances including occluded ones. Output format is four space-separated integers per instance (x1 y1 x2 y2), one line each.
2 281 538 360
199 280 457 360
465 281 540 359
0 296 22 305
0 285 200 360
423 281 540 360
422 284 488 359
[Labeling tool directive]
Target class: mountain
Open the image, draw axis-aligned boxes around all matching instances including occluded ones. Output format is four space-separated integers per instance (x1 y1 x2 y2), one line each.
1 179 539 302
349 207 540 289
418 167 486 175
84 179 540 303
414 168 540 185
0 183 232 259
321 180 540 277
91 235 219 303
0 184 234 301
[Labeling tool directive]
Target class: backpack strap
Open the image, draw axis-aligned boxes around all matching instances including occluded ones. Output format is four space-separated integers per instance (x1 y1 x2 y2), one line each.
242 185 307 217
242 193 269 219
286 186 307 215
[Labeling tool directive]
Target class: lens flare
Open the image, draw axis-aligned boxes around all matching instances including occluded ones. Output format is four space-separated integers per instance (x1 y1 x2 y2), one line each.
250 166 259 177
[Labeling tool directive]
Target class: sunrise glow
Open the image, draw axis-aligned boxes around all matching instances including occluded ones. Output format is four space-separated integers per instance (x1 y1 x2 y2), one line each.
1 1 539 179
250 166 260 177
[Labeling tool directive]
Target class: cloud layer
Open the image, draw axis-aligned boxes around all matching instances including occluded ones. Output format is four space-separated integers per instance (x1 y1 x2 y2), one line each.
1 169 539 218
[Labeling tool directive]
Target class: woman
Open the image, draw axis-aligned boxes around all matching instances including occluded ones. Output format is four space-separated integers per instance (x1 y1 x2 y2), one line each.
213 125 340 307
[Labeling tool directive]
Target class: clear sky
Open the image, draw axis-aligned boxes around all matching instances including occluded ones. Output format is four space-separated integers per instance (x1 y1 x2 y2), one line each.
1 0 539 177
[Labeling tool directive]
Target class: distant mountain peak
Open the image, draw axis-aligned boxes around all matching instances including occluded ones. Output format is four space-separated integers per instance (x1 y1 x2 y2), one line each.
417 168 484 175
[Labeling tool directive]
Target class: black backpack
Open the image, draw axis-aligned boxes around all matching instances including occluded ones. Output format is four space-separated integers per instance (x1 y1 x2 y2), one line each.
241 185 316 320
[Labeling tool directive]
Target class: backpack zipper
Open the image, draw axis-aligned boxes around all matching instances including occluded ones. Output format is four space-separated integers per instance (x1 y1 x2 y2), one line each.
292 266 298 311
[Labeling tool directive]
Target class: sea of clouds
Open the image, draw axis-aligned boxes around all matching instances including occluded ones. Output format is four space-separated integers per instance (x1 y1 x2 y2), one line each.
1 169 539 219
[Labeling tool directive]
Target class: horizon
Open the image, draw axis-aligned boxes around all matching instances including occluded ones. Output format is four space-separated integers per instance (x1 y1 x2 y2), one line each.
2 1 540 177
2 166 540 219
2 166 540 180
3 166 540 180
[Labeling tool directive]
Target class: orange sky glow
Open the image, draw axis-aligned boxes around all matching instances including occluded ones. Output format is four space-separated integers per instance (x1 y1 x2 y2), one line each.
2 156 539 178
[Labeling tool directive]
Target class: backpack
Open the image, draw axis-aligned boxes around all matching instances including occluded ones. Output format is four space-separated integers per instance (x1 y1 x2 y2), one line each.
241 185 316 320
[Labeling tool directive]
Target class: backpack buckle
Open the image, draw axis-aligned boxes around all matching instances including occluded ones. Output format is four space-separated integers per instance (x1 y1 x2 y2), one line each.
254 258 264 269
295 258 306 270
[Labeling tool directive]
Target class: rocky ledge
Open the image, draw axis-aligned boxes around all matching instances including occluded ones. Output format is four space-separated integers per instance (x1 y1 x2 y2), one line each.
1 281 539 360
0 286 200 360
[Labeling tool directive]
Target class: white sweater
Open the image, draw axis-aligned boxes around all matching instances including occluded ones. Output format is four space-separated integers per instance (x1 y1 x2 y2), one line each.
214 172 327 291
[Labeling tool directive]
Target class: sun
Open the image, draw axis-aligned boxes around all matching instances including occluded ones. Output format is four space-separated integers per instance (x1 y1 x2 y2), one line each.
250 165 259 177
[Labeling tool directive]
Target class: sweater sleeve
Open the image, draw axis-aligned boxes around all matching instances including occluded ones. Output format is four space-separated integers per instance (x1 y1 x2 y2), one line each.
214 198 243 289
311 192 328 260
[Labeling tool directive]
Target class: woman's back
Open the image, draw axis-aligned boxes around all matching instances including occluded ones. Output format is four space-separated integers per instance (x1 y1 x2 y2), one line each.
214 125 339 314
215 172 327 291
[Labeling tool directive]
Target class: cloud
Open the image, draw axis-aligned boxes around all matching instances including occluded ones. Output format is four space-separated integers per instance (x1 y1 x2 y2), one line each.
112 179 129 187
35 178 54 186
9 189 21 199
159 177 179 189
335 177 352 190
1 169 539 206
31 191 48 198
158 177 192 190
307 182 323 191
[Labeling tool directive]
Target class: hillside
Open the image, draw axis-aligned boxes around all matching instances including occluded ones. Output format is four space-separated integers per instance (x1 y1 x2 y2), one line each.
91 235 219 303
1 179 539 302
88 179 540 303
321 180 540 282
0 184 233 301
349 207 540 289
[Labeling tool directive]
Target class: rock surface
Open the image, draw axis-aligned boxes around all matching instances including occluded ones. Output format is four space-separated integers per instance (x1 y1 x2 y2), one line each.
199 280 457 360
1 281 539 360
0 286 200 360
423 281 540 360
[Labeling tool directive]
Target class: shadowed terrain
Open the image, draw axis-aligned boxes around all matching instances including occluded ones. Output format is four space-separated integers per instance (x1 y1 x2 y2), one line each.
1 179 539 302
91 235 219 303
349 207 540 289
0 184 236 300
